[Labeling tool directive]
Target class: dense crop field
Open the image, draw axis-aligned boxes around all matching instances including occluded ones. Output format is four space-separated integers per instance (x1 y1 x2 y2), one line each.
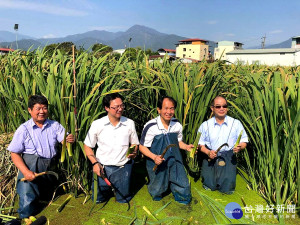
0 48 299 223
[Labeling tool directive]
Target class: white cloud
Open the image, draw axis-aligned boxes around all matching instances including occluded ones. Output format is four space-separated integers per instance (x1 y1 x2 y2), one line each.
207 20 218 25
89 26 127 31
226 33 235 37
42 34 56 39
269 30 283 34
0 0 88 16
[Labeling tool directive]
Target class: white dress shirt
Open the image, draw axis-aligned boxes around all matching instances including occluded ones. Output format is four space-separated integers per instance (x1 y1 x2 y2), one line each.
84 116 139 166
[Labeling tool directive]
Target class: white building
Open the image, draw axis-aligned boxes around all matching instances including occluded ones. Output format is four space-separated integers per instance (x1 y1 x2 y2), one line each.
214 41 243 60
226 36 300 66
157 48 176 56
112 49 125 55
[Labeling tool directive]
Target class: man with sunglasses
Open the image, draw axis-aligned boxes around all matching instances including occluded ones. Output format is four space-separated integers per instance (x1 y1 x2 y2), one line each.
198 96 248 194
84 93 139 203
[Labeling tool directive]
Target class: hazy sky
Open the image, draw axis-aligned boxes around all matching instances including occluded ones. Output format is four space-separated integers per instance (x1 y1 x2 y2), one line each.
1 0 299 47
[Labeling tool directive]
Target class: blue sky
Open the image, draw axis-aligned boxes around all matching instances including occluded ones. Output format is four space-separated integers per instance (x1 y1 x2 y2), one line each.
0 0 299 47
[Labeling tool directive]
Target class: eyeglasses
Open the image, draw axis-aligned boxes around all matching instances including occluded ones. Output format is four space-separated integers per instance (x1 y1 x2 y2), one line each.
110 104 125 110
33 106 48 111
214 105 228 109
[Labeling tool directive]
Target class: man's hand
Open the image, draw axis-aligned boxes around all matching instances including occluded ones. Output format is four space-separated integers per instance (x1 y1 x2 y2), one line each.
93 163 104 177
233 144 242 153
127 151 137 159
208 150 217 159
185 144 194 152
153 155 164 165
23 170 37 182
66 134 75 143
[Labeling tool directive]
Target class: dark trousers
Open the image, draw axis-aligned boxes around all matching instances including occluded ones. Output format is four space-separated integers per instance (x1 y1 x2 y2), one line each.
16 154 55 218
146 157 191 204
92 160 133 203
201 150 237 193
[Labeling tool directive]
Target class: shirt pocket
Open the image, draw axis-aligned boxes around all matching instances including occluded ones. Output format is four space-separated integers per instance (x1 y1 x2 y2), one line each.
119 133 130 146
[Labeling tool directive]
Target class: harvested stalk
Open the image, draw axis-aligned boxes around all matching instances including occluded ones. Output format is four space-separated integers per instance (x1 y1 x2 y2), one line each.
142 206 158 221
234 130 243 148
126 145 136 157
57 194 72 212
189 132 201 159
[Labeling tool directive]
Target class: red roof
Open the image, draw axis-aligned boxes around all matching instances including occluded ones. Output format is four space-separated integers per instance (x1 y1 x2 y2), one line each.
163 49 176 52
179 38 208 42
0 48 14 52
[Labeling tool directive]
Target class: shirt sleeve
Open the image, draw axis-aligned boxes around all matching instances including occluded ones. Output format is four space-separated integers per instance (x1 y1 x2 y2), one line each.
198 122 208 146
177 123 183 142
130 121 139 145
55 122 66 143
237 120 248 143
84 121 99 148
7 125 26 153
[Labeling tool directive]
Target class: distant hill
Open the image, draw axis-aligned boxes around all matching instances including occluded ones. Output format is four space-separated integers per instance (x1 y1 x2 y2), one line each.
265 38 292 49
247 38 292 49
1 25 217 52
0 25 187 51
0 31 34 43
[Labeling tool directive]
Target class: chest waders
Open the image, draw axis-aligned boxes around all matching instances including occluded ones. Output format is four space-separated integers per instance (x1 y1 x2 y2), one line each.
92 160 134 203
201 120 237 193
146 133 191 204
17 154 56 218
16 125 57 218
201 149 237 193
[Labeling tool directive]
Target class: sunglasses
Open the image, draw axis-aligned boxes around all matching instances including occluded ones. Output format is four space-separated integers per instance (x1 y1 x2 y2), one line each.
214 105 228 109
110 104 125 110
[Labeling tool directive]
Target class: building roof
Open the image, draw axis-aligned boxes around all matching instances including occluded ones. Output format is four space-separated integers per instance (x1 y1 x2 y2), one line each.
158 48 176 52
227 48 300 55
0 48 14 51
179 38 208 42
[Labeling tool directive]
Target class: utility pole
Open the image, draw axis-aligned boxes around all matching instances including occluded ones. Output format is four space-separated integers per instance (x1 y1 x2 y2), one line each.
261 34 266 49
14 24 19 49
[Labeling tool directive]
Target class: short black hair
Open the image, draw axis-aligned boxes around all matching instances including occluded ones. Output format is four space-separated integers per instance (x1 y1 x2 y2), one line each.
103 93 124 108
28 95 48 109
210 96 227 107
157 96 177 109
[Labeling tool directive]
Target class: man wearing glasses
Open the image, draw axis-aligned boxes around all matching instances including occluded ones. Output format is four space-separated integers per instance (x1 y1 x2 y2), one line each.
198 96 248 194
84 93 139 203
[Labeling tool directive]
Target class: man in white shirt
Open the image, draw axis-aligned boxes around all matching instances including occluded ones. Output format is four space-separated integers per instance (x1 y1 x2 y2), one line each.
84 93 139 203
198 96 248 194
139 96 193 204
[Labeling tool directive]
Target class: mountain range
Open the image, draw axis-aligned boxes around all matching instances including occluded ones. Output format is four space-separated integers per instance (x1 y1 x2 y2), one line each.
0 24 292 52
0 25 218 52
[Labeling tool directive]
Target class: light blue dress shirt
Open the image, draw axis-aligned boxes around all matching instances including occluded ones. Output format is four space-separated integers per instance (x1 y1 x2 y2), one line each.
198 115 248 152
7 118 65 158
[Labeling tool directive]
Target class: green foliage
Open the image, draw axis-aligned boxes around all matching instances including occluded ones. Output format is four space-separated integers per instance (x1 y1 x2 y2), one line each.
0 48 299 217
91 43 113 58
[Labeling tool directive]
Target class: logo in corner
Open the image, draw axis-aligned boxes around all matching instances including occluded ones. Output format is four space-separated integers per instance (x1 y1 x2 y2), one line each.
225 202 243 219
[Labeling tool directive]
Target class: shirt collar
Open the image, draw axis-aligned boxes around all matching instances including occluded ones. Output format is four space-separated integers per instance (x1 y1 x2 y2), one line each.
213 115 228 126
29 118 49 128
157 116 175 131
104 115 127 127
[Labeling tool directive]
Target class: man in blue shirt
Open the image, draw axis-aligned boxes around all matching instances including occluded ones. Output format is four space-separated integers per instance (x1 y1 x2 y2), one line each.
198 96 248 194
7 95 74 218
